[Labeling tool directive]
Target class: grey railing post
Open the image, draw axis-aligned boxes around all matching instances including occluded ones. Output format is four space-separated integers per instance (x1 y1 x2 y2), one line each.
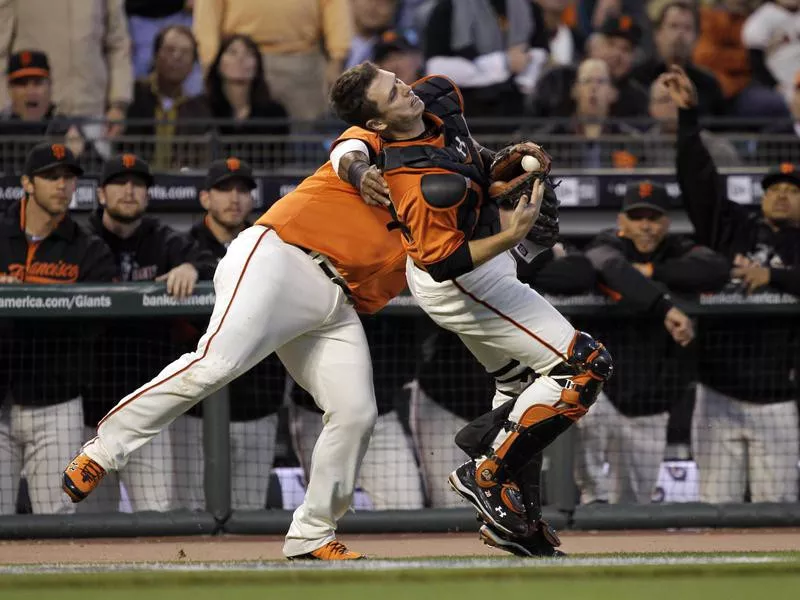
203 385 231 523
544 425 578 513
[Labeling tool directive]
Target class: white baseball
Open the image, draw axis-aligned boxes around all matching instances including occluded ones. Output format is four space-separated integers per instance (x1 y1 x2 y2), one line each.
521 155 541 172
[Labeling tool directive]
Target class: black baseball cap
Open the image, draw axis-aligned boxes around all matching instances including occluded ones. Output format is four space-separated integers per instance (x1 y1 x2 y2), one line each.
622 181 670 214
101 153 154 186
373 30 420 64
23 142 83 177
762 162 800 191
600 15 642 46
204 158 256 190
7 50 50 82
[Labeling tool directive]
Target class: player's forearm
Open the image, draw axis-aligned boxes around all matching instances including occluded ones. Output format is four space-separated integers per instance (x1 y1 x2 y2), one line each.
468 230 517 267
337 151 370 190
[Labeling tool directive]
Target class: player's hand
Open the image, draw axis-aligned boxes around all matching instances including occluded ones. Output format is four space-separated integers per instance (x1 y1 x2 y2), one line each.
0 274 20 284
731 264 771 294
359 165 391 206
664 306 694 347
506 177 544 244
658 65 698 110
506 44 530 75
105 106 125 138
156 263 198 298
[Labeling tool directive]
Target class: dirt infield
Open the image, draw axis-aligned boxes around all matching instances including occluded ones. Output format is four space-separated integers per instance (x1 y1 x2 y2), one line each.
1 529 800 564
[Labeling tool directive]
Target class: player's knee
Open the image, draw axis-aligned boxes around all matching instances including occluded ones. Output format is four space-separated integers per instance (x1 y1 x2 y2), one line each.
548 331 613 410
330 401 377 435
175 355 237 397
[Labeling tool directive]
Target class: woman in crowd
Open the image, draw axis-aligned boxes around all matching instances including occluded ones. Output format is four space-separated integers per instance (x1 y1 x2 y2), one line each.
205 34 291 168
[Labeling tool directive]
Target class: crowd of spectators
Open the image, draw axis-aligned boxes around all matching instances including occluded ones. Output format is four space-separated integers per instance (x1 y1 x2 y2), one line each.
0 1 798 514
0 1 796 173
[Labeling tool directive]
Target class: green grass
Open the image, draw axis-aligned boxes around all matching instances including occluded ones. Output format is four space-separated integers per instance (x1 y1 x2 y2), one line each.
2 572 800 600
2 557 800 600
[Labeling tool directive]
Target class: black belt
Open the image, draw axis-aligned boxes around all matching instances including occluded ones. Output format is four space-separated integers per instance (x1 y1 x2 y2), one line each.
294 245 352 299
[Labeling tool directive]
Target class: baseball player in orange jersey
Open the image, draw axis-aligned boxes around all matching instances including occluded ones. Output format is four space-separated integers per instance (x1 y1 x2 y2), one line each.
330 64 613 555
62 143 407 560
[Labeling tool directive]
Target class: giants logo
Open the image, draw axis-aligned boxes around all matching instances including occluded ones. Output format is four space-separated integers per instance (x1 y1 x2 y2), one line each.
639 181 654 198
226 157 241 171
51 144 66 160
122 154 137 169
20 51 33 66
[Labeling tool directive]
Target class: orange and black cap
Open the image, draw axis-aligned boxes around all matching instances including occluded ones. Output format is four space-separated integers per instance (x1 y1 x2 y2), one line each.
23 142 83 177
7 50 50 82
101 153 154 187
762 163 800 191
600 15 642 46
373 30 419 64
622 180 670 214
204 157 256 190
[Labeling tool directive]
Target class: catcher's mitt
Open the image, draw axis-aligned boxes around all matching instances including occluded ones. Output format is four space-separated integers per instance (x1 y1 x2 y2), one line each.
488 142 559 249
524 182 560 249
488 141 552 208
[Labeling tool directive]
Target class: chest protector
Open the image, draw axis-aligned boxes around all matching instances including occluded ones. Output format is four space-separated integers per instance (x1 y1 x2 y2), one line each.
378 76 498 242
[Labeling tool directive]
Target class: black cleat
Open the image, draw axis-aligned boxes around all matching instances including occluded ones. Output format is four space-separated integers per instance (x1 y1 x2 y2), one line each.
479 520 566 558
448 460 529 537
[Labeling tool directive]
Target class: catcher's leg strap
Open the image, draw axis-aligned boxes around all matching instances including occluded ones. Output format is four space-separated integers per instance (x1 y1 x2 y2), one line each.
475 331 613 485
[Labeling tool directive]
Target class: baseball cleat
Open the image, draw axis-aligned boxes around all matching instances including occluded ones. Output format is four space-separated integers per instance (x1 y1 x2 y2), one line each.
479 521 566 558
287 540 366 561
448 460 529 537
62 453 106 502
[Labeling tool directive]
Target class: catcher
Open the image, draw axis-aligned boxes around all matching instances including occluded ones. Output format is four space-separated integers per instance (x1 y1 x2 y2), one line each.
330 64 613 557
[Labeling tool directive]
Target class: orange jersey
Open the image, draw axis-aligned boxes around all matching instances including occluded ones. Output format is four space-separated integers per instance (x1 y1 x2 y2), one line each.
256 128 406 314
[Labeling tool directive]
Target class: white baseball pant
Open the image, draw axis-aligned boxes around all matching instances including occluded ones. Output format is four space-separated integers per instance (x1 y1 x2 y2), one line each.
171 413 279 510
406 253 576 453
0 396 82 514
574 393 669 504
77 426 174 513
80 226 377 556
692 384 799 503
406 381 470 508
290 402 424 510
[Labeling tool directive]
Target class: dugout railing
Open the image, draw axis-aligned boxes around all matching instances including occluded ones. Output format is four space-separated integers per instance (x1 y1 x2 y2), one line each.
0 284 798 539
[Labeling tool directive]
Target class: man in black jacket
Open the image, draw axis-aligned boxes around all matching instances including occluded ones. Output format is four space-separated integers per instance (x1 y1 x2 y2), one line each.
81 153 215 513
0 142 116 514
663 64 800 502
172 158 289 510
580 181 729 504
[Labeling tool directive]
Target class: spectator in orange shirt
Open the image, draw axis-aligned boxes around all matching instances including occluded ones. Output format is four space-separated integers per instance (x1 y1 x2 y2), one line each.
694 0 787 118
